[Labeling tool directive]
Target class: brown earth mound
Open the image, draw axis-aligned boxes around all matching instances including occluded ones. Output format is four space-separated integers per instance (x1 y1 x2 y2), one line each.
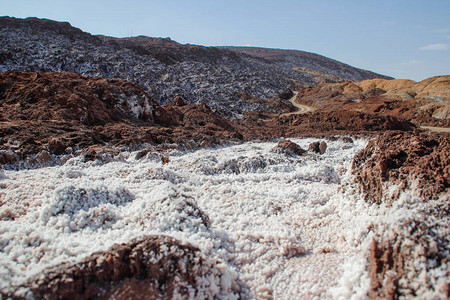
279 111 415 132
0 71 159 125
293 76 450 127
19 235 234 299
351 131 449 204
0 71 242 158
359 76 450 100
358 78 416 92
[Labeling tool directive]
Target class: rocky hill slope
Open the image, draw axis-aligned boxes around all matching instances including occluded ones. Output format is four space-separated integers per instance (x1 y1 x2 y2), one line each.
0 16 389 118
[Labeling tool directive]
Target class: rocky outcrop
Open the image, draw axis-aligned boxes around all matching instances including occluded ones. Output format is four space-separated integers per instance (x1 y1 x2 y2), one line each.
0 150 18 164
0 71 159 125
23 235 236 299
351 131 449 204
368 215 449 300
0 71 242 159
366 186 449 300
349 132 449 299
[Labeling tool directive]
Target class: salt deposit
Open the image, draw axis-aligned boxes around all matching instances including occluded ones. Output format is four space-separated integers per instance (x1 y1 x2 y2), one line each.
0 138 447 299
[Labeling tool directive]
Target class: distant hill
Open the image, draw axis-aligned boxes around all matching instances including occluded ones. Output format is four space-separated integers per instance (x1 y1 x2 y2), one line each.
0 16 390 118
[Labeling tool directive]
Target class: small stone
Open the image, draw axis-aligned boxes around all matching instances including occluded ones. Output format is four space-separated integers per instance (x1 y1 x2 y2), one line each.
161 155 170 165
319 141 327 154
173 96 186 106
342 137 354 144
308 141 327 154
135 150 149 160
308 142 320 153
83 149 98 161
272 140 306 156
0 150 18 164
48 138 66 155
36 150 52 163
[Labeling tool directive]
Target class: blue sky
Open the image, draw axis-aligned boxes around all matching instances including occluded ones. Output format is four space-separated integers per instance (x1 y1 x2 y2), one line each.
2 0 449 81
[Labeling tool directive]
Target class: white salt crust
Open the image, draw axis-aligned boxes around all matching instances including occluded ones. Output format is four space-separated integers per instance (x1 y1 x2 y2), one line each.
0 138 448 299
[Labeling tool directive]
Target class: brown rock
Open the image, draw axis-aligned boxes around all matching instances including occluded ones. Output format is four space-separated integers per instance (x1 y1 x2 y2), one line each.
27 235 235 299
161 155 170 165
308 141 327 154
35 150 52 163
83 148 98 161
135 149 149 160
0 150 18 164
173 96 186 106
368 238 403 299
0 71 160 126
272 140 306 156
319 141 327 154
368 210 449 299
341 136 354 143
308 141 321 153
48 138 67 155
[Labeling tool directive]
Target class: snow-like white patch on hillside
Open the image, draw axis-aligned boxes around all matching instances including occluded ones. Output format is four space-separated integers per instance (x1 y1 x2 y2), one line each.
0 138 446 298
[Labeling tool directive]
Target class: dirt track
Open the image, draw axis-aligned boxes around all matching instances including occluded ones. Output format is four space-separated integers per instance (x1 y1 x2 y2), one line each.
420 126 450 133
281 92 315 117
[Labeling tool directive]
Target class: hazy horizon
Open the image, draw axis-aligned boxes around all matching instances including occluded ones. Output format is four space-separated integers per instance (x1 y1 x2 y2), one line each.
2 0 450 81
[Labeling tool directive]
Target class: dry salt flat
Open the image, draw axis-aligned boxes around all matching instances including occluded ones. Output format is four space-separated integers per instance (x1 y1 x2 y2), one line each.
0 138 447 299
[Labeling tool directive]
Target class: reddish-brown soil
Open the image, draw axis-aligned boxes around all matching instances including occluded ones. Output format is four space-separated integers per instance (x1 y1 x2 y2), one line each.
235 109 415 144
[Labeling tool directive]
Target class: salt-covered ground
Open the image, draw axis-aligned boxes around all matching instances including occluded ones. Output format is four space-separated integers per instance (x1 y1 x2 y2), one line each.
0 138 447 299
